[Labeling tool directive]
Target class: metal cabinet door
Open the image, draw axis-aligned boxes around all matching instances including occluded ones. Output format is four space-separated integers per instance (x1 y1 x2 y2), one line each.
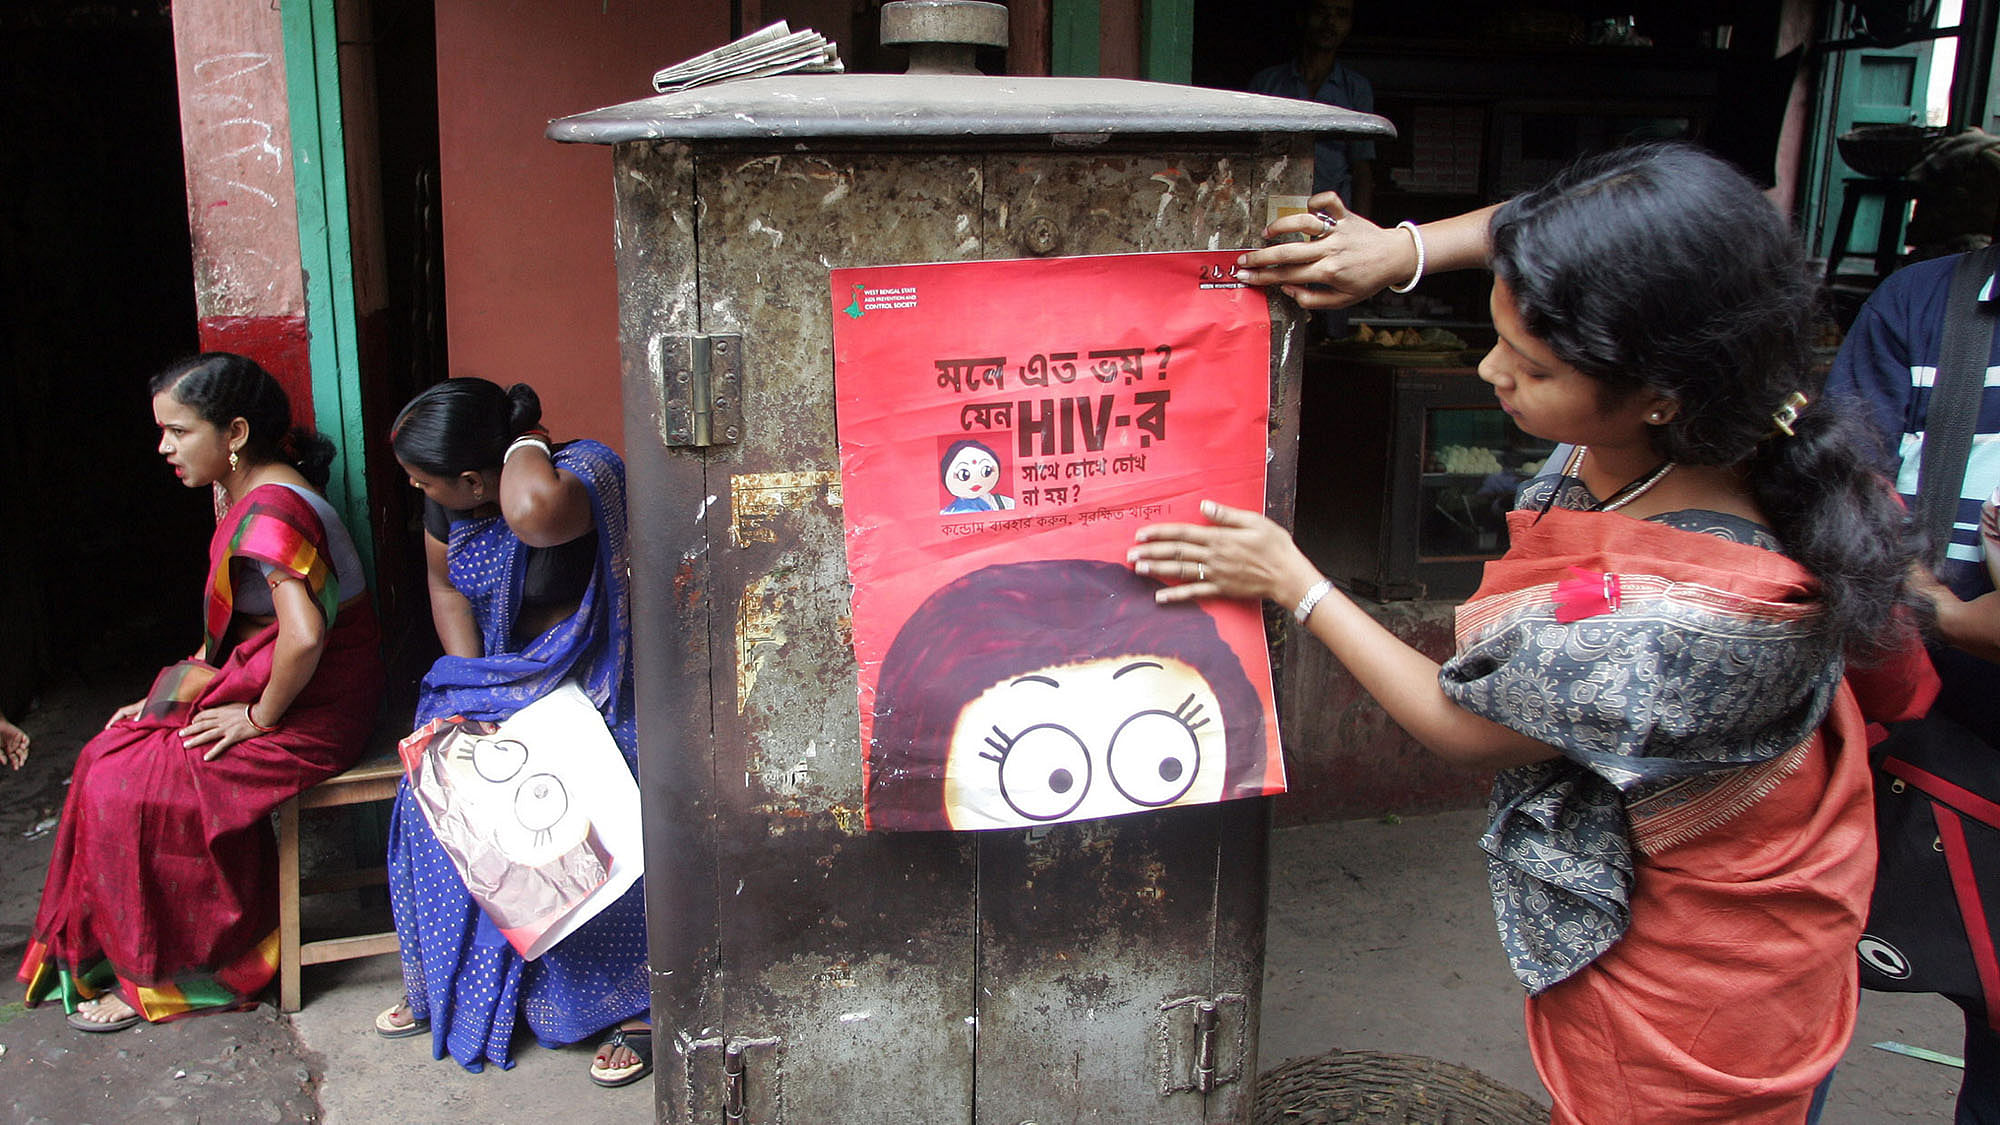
969 146 1301 1125
613 135 1307 1125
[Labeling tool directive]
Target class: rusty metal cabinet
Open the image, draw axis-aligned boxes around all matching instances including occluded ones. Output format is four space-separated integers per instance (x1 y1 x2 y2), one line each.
552 58 1389 1125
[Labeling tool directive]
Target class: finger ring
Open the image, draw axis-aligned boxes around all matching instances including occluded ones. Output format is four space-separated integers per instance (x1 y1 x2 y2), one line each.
1197 563 1207 581
1312 211 1338 237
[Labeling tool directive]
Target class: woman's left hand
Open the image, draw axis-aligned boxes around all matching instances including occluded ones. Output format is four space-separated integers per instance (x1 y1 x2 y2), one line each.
1235 194 1414 310
1129 500 1326 608
180 703 261 761
0 717 27 770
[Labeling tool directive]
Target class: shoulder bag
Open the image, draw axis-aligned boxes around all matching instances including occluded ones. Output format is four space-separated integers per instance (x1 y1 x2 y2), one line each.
1859 244 2000 1025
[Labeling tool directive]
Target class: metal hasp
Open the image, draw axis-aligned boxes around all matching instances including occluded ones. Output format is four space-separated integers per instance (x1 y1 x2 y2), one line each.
551 1 1386 1120
653 333 743 447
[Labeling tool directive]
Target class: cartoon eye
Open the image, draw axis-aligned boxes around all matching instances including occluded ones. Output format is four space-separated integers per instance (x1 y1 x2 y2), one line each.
467 738 529 783
514 772 569 834
1106 694 1206 807
982 723 1091 821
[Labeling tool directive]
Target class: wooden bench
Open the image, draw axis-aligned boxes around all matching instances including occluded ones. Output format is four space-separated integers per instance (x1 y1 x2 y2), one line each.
275 754 405 1012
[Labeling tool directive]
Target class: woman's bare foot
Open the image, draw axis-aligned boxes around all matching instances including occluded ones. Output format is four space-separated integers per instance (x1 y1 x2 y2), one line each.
589 1021 653 1087
374 998 427 1039
67 993 142 1032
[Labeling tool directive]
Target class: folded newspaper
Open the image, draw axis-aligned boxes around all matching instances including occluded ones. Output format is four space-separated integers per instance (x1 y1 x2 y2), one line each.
652 21 843 94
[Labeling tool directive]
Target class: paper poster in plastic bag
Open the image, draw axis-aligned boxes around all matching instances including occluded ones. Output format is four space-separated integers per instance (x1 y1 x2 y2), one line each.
398 682 644 959
832 250 1286 832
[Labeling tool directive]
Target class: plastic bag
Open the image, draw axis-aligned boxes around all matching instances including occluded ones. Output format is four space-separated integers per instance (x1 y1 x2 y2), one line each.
399 682 643 959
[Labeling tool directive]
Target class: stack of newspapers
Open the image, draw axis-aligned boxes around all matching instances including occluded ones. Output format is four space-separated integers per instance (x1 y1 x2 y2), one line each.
652 22 844 94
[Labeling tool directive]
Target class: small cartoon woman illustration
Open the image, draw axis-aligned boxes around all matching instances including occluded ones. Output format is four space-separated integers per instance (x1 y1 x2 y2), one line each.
938 438 1016 514
867 559 1268 831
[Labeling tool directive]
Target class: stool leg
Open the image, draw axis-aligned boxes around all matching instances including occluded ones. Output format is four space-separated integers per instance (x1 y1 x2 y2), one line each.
1875 185 1912 277
1826 188 1865 283
278 798 303 1012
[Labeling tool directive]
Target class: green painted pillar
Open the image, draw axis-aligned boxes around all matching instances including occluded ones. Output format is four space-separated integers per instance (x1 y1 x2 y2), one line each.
280 0 375 581
1142 0 1192 84
1052 0 1101 76
1051 0 1192 83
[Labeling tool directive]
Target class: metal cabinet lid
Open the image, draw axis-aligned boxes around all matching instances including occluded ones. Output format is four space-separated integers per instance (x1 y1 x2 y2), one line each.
546 74 1393 145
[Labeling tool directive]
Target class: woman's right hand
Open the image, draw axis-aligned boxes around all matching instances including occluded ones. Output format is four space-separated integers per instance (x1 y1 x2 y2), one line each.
1128 500 1326 609
1915 562 2000 665
1234 193 1418 310
104 699 145 729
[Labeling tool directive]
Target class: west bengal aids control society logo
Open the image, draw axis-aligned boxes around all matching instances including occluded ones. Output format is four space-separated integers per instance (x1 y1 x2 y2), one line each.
844 283 919 318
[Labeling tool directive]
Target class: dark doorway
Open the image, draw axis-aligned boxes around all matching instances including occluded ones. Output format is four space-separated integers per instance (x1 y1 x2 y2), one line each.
1 1 205 715
351 0 447 712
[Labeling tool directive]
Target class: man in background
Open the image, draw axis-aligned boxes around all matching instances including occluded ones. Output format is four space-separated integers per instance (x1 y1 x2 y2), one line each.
1250 0 1375 217
1829 247 2000 1125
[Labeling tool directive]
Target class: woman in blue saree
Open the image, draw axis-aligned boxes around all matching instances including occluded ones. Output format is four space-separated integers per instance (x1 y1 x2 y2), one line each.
381 377 650 1084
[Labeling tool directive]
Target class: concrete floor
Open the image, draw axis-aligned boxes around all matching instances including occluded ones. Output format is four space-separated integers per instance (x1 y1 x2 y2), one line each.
1263 808 1969 1124
0 665 1972 1122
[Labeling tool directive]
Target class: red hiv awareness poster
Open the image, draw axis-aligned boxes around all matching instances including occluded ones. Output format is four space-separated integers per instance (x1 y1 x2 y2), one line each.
832 251 1286 832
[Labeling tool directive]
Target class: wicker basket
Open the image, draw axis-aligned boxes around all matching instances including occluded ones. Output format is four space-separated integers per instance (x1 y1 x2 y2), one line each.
1837 124 1949 179
1254 1049 1549 1125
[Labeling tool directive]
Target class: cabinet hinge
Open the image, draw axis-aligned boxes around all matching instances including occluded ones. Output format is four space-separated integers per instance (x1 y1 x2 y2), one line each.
686 1033 783 1124
1156 993 1247 1095
652 333 744 447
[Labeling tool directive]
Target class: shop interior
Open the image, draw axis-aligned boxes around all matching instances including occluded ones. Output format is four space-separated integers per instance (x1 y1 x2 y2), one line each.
1188 0 1988 604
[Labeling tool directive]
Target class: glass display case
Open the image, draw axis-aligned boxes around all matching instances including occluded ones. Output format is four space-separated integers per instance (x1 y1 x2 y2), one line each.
1296 353 1553 600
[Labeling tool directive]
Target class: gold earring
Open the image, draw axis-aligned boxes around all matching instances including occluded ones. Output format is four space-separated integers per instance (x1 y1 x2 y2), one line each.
229 450 240 472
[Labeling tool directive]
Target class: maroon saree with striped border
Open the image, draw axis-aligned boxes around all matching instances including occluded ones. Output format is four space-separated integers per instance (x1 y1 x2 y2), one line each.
19 484 382 1021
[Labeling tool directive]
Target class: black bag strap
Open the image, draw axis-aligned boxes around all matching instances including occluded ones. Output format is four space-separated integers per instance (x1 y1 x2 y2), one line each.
1882 753 2000 831
1916 244 2000 568
1876 747 2000 1026
1936 801 2000 1033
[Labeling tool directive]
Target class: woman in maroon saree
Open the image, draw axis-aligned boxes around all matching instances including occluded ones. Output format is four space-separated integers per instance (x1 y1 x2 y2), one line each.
18 353 383 1030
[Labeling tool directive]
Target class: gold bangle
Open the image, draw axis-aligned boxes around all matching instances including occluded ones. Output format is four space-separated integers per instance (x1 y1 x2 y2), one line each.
245 702 279 734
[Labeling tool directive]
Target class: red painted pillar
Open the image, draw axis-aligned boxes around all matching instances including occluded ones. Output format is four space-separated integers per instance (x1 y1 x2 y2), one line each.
169 0 314 426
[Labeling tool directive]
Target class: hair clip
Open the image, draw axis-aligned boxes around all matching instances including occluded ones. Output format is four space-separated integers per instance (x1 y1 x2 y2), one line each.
1770 391 1808 437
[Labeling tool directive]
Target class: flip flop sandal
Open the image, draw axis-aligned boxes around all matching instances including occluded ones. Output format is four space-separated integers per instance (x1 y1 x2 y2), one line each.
66 1002 142 1034
589 1026 653 1088
374 1001 428 1039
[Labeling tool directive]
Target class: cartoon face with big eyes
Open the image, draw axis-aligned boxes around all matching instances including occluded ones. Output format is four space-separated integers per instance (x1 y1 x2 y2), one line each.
939 439 1015 514
438 728 590 867
868 559 1266 832
942 655 1226 829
